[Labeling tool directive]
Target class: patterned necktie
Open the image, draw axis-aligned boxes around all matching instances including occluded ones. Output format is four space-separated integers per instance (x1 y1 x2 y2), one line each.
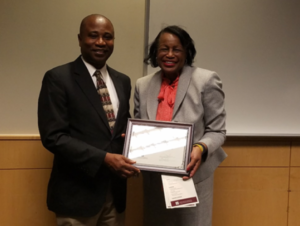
94 70 116 133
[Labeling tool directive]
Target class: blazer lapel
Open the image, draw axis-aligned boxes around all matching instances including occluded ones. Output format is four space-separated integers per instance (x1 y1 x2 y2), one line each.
72 57 111 132
146 71 162 120
172 66 193 119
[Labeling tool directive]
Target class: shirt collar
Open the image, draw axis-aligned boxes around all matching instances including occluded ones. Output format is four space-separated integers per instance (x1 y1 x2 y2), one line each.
81 56 108 79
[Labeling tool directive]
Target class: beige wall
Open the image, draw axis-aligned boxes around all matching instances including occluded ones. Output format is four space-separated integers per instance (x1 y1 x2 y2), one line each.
0 0 146 134
1 136 299 226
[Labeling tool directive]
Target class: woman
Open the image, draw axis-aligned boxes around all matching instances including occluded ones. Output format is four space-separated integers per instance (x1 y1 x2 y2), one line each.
134 26 226 226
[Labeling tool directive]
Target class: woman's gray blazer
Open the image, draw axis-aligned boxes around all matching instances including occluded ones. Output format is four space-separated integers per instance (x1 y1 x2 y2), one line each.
134 65 227 183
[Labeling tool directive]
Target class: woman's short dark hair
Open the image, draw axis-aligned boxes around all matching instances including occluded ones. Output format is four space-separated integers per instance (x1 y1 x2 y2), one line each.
144 25 196 67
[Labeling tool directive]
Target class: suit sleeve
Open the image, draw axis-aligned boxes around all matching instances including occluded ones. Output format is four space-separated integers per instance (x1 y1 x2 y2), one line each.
198 72 226 158
38 70 105 178
134 79 141 119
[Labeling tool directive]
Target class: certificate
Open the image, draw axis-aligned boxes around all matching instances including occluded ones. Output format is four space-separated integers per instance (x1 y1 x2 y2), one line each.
123 119 194 175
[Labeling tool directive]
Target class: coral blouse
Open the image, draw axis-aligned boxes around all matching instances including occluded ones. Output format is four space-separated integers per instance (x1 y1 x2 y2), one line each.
155 74 180 121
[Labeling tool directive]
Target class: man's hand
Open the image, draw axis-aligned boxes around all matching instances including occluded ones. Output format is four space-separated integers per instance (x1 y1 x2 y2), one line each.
104 153 140 178
183 146 202 180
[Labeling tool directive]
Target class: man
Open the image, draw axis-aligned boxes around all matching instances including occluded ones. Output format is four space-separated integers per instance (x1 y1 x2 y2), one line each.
38 14 140 226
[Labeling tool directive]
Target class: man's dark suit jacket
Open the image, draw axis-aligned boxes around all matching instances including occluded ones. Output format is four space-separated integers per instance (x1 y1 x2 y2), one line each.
38 56 131 217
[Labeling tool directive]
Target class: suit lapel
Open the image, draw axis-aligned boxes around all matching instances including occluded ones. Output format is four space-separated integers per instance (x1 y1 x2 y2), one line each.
146 71 162 120
72 57 111 132
172 66 192 119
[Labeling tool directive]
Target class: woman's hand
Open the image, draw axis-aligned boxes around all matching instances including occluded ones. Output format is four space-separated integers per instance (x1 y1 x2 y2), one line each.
183 146 202 180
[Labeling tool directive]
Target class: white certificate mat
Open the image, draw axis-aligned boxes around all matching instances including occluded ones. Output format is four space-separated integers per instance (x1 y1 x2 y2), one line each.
123 119 194 175
129 126 187 168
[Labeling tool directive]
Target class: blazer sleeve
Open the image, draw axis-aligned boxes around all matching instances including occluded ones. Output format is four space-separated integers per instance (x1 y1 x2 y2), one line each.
134 79 141 119
38 69 105 178
198 72 226 157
